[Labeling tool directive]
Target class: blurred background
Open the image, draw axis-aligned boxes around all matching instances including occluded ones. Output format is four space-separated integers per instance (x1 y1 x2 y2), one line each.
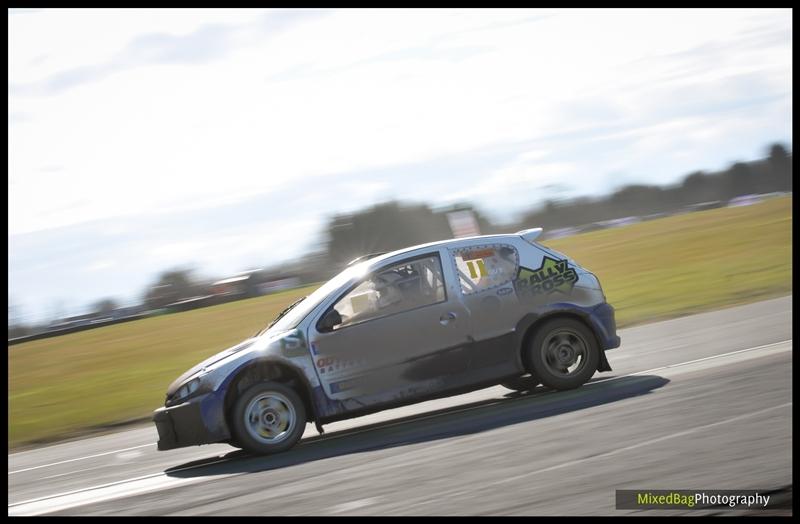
8 9 791 448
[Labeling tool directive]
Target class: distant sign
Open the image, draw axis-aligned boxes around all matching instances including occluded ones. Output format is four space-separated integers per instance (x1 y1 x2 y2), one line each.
258 277 300 295
446 210 481 239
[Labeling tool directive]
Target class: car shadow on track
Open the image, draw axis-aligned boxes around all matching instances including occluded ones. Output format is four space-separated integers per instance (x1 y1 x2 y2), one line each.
164 374 669 478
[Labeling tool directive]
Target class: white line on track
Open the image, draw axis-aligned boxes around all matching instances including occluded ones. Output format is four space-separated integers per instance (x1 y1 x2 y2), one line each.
8 339 792 515
620 338 792 376
42 463 116 481
329 497 382 514
9 443 154 475
495 401 792 485
8 339 791 476
8 458 230 516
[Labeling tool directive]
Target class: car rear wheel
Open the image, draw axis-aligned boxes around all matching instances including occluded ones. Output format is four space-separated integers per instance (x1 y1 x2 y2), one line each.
524 318 599 391
501 374 541 392
231 381 306 455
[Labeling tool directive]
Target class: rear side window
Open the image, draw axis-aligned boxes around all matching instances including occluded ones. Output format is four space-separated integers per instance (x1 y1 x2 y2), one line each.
450 244 519 295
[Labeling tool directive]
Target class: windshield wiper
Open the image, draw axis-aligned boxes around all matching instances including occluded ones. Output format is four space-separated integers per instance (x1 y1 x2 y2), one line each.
255 296 307 337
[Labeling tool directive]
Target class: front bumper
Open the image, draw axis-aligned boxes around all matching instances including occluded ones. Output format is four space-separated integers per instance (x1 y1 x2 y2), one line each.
153 391 230 451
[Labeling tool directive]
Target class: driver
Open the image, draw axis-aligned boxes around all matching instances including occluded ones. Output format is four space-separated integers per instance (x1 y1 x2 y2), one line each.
374 272 404 311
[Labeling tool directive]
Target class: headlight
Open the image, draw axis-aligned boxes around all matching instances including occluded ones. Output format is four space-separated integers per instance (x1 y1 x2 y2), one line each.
169 377 206 405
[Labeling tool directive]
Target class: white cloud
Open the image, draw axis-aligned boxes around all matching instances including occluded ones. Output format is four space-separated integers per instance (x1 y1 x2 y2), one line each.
9 9 268 83
86 259 115 272
449 156 576 216
10 9 791 235
8 8 792 319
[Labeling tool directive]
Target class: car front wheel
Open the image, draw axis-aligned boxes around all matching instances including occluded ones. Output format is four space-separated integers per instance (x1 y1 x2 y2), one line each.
231 381 307 455
525 318 600 391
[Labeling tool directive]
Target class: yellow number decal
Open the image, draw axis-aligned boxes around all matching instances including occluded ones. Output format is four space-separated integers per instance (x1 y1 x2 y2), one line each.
467 261 478 278
466 260 488 279
476 259 488 277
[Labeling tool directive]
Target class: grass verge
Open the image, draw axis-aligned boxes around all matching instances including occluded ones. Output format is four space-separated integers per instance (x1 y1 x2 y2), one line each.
8 196 791 448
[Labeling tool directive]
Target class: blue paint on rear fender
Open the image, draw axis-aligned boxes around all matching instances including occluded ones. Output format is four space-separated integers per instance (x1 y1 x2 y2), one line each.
590 302 621 350
535 301 620 350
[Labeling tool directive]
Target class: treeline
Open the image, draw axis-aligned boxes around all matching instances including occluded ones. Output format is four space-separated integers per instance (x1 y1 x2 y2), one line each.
8 142 792 339
516 143 792 231
316 142 791 267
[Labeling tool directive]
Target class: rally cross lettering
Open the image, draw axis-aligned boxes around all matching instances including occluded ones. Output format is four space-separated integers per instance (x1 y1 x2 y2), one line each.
515 256 578 296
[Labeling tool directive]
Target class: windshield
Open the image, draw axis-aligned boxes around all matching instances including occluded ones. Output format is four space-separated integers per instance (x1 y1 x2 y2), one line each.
265 261 371 333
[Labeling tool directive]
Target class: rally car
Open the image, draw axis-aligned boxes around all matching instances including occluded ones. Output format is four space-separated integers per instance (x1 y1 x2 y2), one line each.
153 228 620 455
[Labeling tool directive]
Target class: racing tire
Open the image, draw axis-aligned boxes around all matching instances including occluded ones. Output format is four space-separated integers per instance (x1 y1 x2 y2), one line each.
524 317 599 391
501 374 541 392
231 381 307 455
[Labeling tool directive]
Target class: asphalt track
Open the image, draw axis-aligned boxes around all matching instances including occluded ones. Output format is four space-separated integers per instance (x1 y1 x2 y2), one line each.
8 296 793 515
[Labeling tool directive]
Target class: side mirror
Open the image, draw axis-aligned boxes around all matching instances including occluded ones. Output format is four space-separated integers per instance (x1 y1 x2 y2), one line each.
318 309 342 332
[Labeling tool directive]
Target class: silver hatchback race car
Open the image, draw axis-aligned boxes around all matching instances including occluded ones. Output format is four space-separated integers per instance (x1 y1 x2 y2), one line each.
153 228 620 455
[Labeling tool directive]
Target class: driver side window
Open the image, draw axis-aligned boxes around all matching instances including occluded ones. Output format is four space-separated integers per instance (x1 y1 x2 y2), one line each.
331 254 446 329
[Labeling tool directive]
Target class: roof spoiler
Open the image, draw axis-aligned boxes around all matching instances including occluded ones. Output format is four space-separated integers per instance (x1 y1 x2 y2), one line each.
516 227 543 243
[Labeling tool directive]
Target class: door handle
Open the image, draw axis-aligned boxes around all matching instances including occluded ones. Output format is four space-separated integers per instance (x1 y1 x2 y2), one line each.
439 312 457 325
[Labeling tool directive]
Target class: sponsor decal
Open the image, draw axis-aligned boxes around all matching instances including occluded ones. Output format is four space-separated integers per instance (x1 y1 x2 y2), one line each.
330 379 356 394
315 356 367 374
461 248 496 261
452 244 520 295
466 259 488 279
459 248 496 279
496 287 513 296
280 329 308 357
316 357 336 368
515 256 578 296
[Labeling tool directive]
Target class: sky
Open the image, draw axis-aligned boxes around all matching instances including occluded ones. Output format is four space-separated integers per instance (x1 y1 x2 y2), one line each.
8 8 792 323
